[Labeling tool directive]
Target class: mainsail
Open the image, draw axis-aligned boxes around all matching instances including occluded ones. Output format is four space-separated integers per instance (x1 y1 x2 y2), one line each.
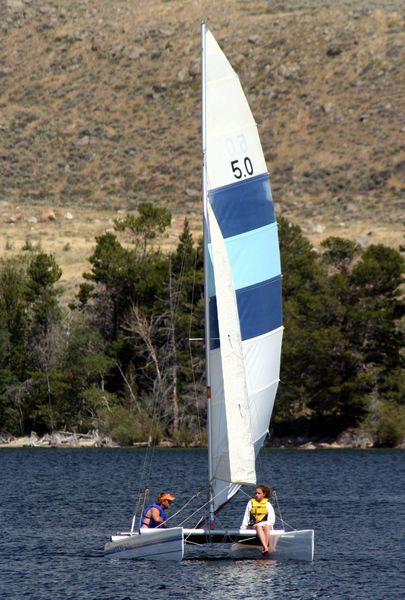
203 28 283 513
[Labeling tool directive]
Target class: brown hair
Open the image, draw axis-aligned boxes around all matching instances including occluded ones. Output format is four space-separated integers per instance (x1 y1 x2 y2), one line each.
256 484 271 499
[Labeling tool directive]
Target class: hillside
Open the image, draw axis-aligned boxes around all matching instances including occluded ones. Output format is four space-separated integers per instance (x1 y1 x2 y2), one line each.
1 0 404 297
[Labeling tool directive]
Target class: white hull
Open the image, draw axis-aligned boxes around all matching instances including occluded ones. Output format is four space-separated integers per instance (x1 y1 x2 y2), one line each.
104 527 184 560
104 527 314 562
230 529 314 562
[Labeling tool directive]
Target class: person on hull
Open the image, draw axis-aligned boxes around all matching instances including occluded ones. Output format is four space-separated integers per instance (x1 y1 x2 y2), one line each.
140 492 175 529
241 484 275 554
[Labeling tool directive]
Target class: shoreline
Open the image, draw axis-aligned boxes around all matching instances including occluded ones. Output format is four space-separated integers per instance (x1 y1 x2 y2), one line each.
0 429 403 450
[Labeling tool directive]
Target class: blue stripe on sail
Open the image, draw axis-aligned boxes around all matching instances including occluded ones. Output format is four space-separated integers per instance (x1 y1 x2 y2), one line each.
208 172 275 238
224 222 281 291
209 275 282 349
238 275 283 339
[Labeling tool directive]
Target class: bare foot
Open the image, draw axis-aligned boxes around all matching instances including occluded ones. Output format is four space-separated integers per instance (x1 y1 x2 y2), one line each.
261 547 269 555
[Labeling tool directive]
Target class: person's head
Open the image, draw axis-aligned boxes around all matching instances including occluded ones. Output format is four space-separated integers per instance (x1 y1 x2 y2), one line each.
255 485 271 500
158 491 175 508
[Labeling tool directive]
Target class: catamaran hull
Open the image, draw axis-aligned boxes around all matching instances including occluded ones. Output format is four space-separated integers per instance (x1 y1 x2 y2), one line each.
104 528 314 562
104 527 184 560
230 529 314 562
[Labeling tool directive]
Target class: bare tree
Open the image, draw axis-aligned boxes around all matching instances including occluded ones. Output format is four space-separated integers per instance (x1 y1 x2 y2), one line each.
124 304 174 430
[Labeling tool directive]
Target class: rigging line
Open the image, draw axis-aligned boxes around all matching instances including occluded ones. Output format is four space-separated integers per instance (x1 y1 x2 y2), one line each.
239 488 251 498
187 247 203 439
162 489 203 526
273 490 290 530
131 486 149 533
113 366 153 510
132 370 167 500
175 486 229 527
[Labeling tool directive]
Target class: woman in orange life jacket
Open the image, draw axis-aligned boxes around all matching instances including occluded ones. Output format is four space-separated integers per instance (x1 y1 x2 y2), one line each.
140 492 175 529
241 485 275 554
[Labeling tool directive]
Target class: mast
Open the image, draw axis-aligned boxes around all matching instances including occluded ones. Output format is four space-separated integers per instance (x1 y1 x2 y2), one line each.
201 23 215 528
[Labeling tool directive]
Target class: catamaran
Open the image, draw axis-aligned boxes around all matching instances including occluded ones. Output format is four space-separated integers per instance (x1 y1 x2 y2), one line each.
104 25 314 562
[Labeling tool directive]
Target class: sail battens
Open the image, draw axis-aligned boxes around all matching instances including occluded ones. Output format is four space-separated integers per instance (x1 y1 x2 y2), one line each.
206 73 238 86
249 378 281 396
243 324 284 346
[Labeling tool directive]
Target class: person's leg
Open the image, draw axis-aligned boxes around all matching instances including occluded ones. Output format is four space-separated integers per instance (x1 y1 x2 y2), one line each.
269 529 279 553
261 524 271 553
254 524 269 553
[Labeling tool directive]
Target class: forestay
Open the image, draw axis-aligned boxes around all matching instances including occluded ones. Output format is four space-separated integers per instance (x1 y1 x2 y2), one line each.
204 30 283 513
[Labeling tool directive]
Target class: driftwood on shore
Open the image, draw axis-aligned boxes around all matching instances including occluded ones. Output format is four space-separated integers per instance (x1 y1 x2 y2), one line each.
0 431 118 448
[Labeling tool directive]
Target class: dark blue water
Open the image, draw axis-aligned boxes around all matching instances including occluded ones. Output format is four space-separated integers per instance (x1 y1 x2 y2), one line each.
0 448 403 599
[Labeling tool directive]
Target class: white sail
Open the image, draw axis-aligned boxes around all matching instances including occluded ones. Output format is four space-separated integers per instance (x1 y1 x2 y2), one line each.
204 29 283 513
205 31 267 190
207 202 256 486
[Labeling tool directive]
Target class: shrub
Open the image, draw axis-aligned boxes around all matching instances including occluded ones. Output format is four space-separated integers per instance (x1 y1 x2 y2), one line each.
368 401 405 447
98 405 163 446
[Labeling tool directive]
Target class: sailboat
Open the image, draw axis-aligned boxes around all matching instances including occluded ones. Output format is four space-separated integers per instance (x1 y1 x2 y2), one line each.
104 25 314 562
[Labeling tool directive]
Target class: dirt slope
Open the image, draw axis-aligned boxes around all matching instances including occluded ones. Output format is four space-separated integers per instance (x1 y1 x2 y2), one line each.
0 0 404 296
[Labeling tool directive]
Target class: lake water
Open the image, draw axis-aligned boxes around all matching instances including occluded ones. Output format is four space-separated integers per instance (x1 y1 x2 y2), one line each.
0 448 403 599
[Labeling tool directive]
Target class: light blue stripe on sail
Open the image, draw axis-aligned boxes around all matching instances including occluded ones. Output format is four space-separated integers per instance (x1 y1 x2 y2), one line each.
225 222 280 291
208 222 280 296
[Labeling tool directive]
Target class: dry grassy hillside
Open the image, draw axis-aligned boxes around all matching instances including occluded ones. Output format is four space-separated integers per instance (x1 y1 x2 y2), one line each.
0 0 404 297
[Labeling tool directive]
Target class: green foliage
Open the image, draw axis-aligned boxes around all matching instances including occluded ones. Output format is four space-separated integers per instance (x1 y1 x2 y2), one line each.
276 224 404 439
82 386 119 421
379 367 405 405
27 368 70 433
0 368 20 433
114 201 171 255
26 252 62 329
172 426 199 447
351 244 403 298
98 404 163 445
57 320 116 428
366 400 405 447
320 236 360 273
75 282 94 308
80 231 170 339
83 232 129 290
0 216 403 447
0 256 29 353
278 216 320 298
